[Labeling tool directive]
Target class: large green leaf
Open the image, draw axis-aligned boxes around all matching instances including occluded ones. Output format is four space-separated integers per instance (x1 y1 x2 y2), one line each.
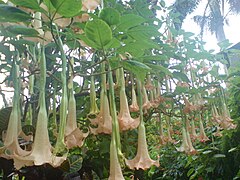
5 25 39 36
117 40 157 57
127 25 159 40
172 71 190 82
10 0 43 12
121 60 151 81
99 7 120 26
85 19 112 49
116 14 145 31
0 5 32 23
50 0 82 17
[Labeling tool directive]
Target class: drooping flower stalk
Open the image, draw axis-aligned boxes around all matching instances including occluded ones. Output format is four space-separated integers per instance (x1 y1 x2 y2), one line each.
158 112 166 145
191 119 197 140
118 68 139 131
1 56 29 159
142 85 152 111
177 106 197 154
108 65 124 179
129 76 139 112
165 115 174 143
54 27 68 156
125 79 159 170
90 62 112 134
88 73 99 117
198 114 209 142
65 59 88 149
145 73 154 90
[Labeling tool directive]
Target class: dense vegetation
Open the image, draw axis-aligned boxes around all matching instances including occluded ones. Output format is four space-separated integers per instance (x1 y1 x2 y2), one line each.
0 0 240 179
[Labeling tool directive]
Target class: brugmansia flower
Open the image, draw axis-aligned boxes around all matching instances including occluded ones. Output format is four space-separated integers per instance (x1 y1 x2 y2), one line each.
142 85 152 111
65 61 88 149
108 136 124 180
118 68 140 131
183 96 197 114
0 59 30 159
176 127 197 155
88 74 99 117
108 65 124 179
145 74 154 90
125 121 160 170
126 80 159 170
129 82 139 112
14 48 66 170
90 63 112 134
198 117 209 142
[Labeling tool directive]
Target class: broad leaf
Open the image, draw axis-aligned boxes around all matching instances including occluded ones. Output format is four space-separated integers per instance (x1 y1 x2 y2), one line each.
100 8 120 26
127 25 159 40
50 0 82 17
85 19 112 49
173 71 190 83
121 60 151 81
10 0 43 12
5 25 39 36
104 38 121 49
146 63 172 76
116 14 145 31
0 5 32 23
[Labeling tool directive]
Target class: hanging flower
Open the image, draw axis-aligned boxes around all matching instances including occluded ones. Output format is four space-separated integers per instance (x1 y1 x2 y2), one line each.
126 80 159 170
129 85 139 112
118 68 140 131
90 63 112 134
198 118 209 142
65 67 89 149
125 121 159 170
142 86 152 111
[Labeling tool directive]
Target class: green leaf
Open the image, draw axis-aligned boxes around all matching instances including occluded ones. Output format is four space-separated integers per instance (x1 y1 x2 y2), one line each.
50 0 82 17
173 71 190 82
104 38 121 49
85 19 112 49
0 5 32 23
99 7 120 25
187 168 195 177
139 55 169 62
127 25 159 40
116 14 145 31
174 86 188 94
5 25 39 36
121 60 151 81
10 0 43 12
146 63 172 76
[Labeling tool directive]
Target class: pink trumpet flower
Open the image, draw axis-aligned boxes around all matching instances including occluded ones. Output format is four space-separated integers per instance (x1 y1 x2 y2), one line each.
198 118 209 142
0 60 30 160
126 80 159 170
142 86 152 111
177 127 197 155
108 137 125 180
125 122 159 170
14 50 66 169
65 79 88 149
129 83 139 112
118 68 140 131
90 64 112 134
